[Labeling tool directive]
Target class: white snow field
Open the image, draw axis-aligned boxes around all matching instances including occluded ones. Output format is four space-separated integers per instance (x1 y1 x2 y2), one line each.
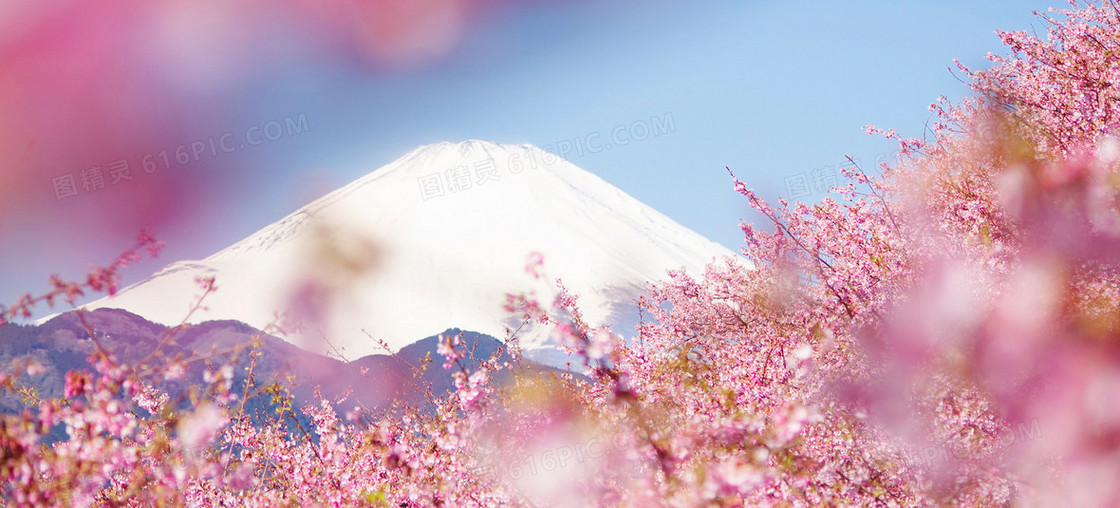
82 140 741 365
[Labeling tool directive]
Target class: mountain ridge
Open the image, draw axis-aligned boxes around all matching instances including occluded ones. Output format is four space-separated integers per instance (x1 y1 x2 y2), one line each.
78 140 741 365
4 307 538 419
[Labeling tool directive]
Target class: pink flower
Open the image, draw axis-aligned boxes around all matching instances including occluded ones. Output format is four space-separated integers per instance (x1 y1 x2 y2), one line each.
587 328 615 360
164 361 185 381
64 370 90 398
134 385 168 413
179 404 228 451
25 360 45 377
437 333 463 369
525 252 545 279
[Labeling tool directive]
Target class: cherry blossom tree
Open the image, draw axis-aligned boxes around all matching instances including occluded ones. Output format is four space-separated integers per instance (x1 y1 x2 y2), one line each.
4 1 1120 506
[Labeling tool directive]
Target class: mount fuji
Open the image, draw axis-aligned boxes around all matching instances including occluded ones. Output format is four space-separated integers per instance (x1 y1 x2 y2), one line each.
80 140 740 365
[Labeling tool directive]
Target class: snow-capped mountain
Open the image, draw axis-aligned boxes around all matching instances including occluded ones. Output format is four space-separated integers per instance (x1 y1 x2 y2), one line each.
82 140 739 364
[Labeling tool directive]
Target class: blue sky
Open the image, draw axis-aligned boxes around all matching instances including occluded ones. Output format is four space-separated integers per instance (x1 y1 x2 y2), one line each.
1 0 1056 308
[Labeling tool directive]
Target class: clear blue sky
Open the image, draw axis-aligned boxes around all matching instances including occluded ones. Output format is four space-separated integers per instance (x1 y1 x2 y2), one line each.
0 0 1056 309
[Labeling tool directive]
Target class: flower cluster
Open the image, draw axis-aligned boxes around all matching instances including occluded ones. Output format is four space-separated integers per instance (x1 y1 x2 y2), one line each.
5 2 1120 505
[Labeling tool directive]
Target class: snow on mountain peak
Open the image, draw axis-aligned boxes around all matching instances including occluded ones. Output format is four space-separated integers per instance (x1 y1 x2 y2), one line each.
83 140 740 364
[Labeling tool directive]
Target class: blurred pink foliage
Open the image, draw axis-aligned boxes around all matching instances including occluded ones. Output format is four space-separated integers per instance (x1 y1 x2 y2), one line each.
4 1 1120 506
0 0 508 244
